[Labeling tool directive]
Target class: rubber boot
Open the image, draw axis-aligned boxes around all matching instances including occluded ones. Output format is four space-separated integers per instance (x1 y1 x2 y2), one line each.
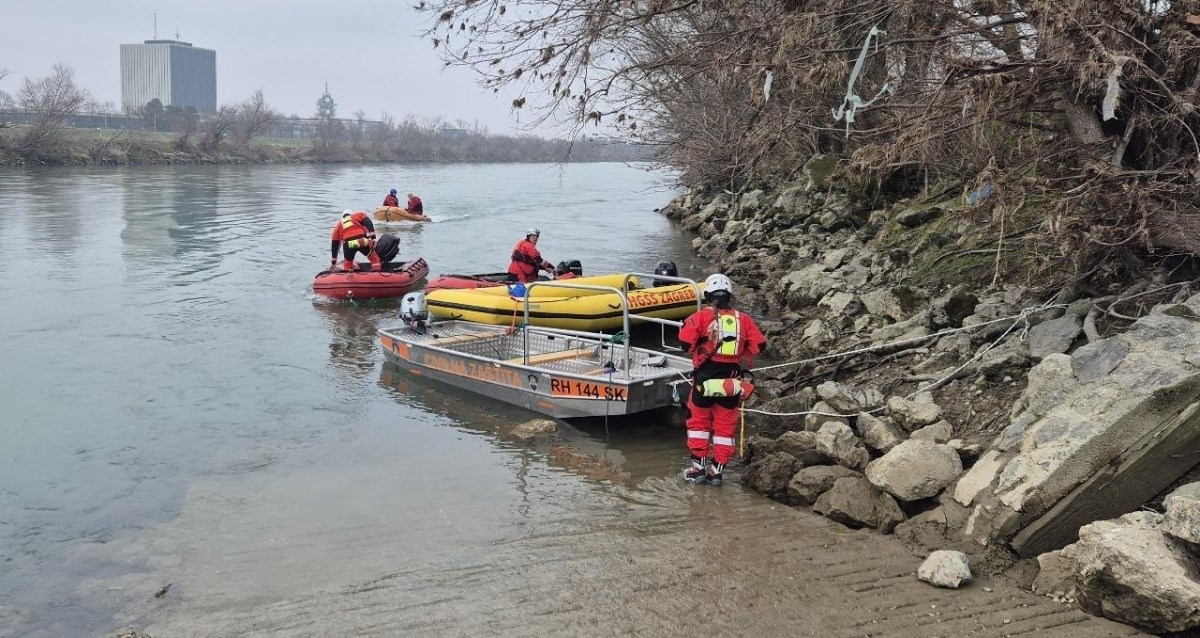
706 462 725 487
682 456 707 483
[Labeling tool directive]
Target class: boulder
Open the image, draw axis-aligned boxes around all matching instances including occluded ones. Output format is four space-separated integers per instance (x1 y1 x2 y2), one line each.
887 394 942 432
743 435 777 465
774 431 828 466
1001 354 1079 452
510 418 558 441
803 400 850 432
786 465 862 506
778 264 840 308
869 312 931 344
916 550 972 588
1032 549 1077 600
953 450 1005 506
1069 514 1200 633
865 440 963 502
749 392 811 437
818 291 861 317
856 412 906 454
816 381 884 414
930 288 979 329
743 452 802 498
1028 316 1082 360
815 422 871 470
967 312 1200 555
1163 482 1200 547
910 420 953 444
813 477 907 533
897 206 943 228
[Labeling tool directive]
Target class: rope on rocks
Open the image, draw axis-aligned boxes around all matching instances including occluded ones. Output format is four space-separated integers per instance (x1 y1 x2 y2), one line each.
666 299 1065 417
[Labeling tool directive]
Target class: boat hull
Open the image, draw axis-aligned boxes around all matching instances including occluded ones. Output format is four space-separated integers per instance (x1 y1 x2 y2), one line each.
374 206 431 222
313 258 429 300
425 274 703 331
378 321 691 419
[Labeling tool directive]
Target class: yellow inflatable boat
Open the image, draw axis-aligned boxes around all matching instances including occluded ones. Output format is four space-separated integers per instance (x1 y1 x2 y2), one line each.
424 274 704 331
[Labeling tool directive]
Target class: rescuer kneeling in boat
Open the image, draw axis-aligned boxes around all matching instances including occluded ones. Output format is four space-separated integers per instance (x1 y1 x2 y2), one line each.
406 192 424 215
507 228 554 283
330 209 380 272
383 189 400 207
678 274 766 486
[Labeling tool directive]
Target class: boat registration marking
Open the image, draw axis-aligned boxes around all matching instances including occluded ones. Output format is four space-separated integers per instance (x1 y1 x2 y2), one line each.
550 378 627 401
418 350 523 387
627 287 697 309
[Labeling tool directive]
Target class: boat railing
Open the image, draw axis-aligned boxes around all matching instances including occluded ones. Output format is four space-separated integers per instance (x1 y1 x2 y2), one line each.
621 272 701 352
523 273 700 370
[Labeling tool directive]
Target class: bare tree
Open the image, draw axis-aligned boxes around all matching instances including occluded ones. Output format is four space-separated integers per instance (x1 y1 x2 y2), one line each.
16 63 90 150
231 89 279 147
200 105 236 151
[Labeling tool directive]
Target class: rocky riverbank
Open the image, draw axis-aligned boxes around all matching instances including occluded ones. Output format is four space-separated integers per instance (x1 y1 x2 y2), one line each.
661 158 1200 634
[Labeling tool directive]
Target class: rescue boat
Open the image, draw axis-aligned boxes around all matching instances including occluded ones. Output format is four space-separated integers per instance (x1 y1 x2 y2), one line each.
374 206 431 222
313 258 429 300
427 260 583 292
424 273 704 332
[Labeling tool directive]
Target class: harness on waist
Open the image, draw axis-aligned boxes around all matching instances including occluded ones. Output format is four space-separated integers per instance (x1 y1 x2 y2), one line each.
511 249 539 267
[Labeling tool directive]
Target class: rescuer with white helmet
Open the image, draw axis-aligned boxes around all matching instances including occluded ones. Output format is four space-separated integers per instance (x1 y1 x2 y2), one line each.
677 272 766 485
507 227 554 283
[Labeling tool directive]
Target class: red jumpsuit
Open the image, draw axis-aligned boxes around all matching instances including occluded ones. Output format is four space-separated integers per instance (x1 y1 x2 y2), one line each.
330 212 380 271
383 193 399 207
407 194 423 214
507 239 551 283
678 307 766 465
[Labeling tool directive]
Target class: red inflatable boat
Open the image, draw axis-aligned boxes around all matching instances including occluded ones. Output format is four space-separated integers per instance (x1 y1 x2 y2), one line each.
313 258 429 300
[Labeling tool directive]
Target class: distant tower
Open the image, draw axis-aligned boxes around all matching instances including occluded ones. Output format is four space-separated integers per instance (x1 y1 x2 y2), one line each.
316 82 337 119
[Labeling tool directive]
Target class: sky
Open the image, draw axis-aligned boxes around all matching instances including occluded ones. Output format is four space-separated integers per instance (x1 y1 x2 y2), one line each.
0 0 534 133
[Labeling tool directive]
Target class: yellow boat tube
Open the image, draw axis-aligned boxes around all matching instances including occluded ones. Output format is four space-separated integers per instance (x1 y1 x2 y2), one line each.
425 274 704 331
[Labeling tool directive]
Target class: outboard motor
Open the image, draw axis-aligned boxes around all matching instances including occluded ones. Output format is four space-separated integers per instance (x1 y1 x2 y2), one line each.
375 233 400 264
399 291 428 333
653 260 678 287
554 259 583 279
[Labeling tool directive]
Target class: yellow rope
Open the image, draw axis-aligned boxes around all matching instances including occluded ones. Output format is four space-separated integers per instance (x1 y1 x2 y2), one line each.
738 405 746 459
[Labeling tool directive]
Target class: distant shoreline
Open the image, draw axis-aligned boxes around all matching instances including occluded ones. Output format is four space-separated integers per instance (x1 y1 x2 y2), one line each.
0 129 650 168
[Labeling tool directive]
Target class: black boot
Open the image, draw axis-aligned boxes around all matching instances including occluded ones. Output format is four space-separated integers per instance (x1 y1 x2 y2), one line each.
682 456 707 483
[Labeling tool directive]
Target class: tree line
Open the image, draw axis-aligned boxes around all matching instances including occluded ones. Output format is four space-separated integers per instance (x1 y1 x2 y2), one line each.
0 64 646 163
417 0 1200 288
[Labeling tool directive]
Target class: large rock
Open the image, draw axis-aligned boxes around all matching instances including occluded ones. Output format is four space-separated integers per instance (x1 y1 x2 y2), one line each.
866 440 963 502
887 393 942 432
510 418 558 441
778 264 841 308
774 431 828 466
1163 482 1200 547
910 420 953 444
743 452 802 498
815 422 871 470
816 381 883 414
786 465 862 506
1068 514 1200 633
966 311 1200 555
917 550 972 589
1000 354 1079 452
803 400 850 432
953 450 1005 506
930 288 979 328
813 477 907 533
1032 549 1077 600
856 412 906 454
1028 315 1082 360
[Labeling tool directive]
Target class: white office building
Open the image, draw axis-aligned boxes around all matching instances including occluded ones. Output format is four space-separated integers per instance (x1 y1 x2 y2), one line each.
120 39 216 112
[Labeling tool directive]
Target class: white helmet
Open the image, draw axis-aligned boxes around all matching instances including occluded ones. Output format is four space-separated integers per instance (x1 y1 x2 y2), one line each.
342 209 353 217
704 273 733 296
526 227 541 237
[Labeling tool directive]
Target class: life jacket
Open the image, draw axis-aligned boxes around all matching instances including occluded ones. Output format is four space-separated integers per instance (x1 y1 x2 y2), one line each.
706 310 743 363
339 213 368 241
511 241 540 267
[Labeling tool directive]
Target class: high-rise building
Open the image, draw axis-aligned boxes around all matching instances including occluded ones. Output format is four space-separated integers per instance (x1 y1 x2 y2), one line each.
120 39 216 112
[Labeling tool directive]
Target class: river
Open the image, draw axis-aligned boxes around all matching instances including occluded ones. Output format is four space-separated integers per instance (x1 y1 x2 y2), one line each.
0 163 1135 638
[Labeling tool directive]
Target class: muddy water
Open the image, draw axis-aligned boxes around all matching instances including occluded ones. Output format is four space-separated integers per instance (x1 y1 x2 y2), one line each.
0 164 1136 638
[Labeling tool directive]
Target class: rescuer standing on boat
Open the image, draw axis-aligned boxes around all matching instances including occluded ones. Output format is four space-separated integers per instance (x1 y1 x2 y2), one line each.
383 189 400 207
678 274 766 486
330 209 381 272
507 228 554 283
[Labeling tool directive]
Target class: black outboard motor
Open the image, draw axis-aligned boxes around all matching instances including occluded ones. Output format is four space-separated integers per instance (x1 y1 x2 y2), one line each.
653 260 678 287
554 259 583 278
374 233 400 264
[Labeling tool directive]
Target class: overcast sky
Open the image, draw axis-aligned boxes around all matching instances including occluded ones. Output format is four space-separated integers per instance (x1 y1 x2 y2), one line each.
0 0 532 132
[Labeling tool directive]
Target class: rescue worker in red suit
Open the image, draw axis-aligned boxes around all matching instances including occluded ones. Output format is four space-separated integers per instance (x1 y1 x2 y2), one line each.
406 193 424 214
678 273 766 486
329 209 380 272
383 189 400 207
507 228 554 283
